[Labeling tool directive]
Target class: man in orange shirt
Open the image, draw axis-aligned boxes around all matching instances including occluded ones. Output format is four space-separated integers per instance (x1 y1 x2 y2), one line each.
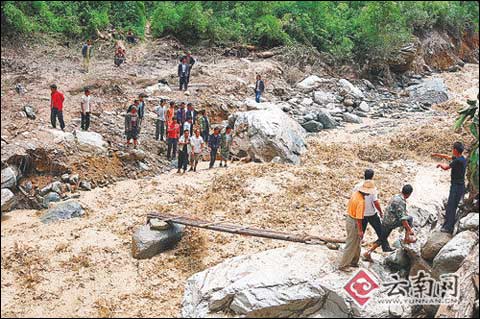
166 116 180 160
339 180 376 270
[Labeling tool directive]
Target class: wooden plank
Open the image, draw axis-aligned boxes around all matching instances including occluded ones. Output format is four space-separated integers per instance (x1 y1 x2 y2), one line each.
147 212 345 244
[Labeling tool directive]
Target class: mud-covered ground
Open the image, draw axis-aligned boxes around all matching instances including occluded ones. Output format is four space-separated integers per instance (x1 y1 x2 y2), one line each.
1 34 478 317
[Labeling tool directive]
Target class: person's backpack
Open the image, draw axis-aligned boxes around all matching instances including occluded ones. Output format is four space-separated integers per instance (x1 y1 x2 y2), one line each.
81 44 88 57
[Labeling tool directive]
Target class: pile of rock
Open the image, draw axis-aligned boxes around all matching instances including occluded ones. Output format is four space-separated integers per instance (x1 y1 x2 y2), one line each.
1 165 21 213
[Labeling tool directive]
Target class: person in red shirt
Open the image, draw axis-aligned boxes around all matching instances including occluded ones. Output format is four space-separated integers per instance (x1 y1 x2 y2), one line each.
166 116 180 160
50 84 65 131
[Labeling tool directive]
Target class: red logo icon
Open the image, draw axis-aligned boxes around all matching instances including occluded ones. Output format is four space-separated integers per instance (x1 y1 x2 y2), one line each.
344 269 380 307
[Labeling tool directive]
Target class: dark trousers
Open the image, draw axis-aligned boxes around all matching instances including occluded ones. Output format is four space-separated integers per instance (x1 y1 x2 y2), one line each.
443 183 465 233
202 131 209 144
178 150 189 171
377 216 414 249
179 75 188 90
81 112 90 130
155 120 165 140
362 213 388 251
167 138 177 159
209 148 218 168
51 108 65 130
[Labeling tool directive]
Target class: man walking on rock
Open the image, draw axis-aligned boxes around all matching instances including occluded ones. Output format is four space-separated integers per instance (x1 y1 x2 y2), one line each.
432 142 467 234
254 74 265 103
190 129 204 172
50 84 65 131
198 110 210 144
339 180 376 271
167 116 180 160
208 127 221 169
220 126 233 168
176 102 187 135
81 39 94 73
180 51 195 83
177 130 191 174
178 57 190 91
154 99 167 141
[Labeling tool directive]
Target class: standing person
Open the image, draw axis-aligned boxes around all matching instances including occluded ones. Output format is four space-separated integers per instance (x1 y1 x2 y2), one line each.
339 180 376 271
254 74 265 103
176 102 187 135
179 51 196 83
114 46 126 67
186 103 196 135
80 88 93 131
198 110 210 143
154 99 167 141
432 142 467 234
82 39 94 73
137 93 147 134
166 116 180 160
208 127 221 169
189 129 204 172
177 130 191 174
50 84 65 131
166 101 176 124
219 126 233 168
125 105 139 148
352 170 392 260
178 58 190 91
366 184 416 257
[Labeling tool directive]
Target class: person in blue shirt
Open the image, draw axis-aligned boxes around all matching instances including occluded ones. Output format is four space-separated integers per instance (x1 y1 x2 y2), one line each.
432 141 467 234
208 127 221 169
176 102 187 135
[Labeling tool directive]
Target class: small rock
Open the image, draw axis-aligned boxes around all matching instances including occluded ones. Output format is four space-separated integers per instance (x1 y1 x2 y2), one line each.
40 201 85 224
79 180 92 191
61 174 70 182
132 224 185 259
421 231 452 261
1 188 16 212
301 120 323 132
358 101 370 113
149 218 171 231
343 113 362 124
50 181 64 194
385 249 410 270
23 105 36 119
69 174 79 184
338 79 365 99
343 99 354 107
316 110 337 129
1 166 19 189
43 192 61 208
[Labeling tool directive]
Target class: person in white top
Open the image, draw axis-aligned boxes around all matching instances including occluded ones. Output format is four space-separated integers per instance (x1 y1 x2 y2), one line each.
154 99 167 141
352 169 392 261
177 130 191 174
80 88 93 131
189 129 204 172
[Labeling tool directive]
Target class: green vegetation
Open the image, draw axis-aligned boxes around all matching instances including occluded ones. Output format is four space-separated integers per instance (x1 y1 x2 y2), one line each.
455 99 479 194
1 1 478 62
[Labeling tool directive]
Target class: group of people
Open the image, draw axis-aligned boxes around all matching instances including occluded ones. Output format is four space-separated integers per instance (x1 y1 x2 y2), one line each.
124 96 234 173
340 141 467 270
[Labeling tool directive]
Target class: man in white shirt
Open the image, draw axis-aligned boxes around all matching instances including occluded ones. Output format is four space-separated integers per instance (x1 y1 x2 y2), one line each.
154 99 167 141
189 129 204 172
177 130 191 174
352 169 392 261
80 88 93 131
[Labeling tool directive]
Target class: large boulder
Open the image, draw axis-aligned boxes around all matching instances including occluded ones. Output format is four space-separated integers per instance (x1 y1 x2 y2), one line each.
42 192 62 208
338 79 365 99
296 75 328 91
144 82 172 96
432 230 478 276
1 166 19 189
181 245 411 318
1 188 16 212
421 231 452 261
343 113 362 124
232 107 307 164
75 131 108 153
40 201 85 224
406 78 449 105
24 105 36 119
458 213 479 232
132 223 185 259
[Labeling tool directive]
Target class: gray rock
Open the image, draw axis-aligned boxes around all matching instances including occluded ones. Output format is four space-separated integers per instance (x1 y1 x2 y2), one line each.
302 120 324 132
432 230 478 276
296 75 326 91
358 101 370 113
421 231 452 261
303 113 316 122
1 166 19 189
43 192 61 208
316 110 337 129
50 181 64 194
119 149 146 161
40 200 85 224
459 213 479 232
313 90 336 105
24 105 36 119
181 245 411 318
232 107 307 165
1 188 16 212
338 79 365 99
132 223 185 259
406 78 449 105
300 97 313 106
385 249 410 270
343 113 362 124
69 174 79 184
61 173 70 182
79 180 92 191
